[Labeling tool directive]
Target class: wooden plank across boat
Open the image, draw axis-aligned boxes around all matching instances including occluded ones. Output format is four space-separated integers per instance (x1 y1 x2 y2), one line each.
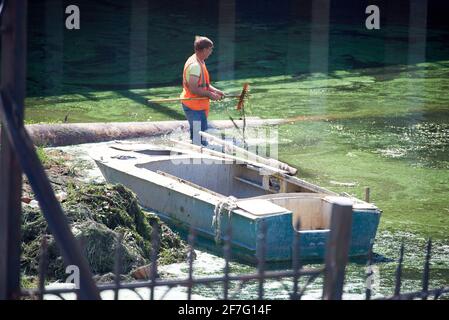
90 141 381 263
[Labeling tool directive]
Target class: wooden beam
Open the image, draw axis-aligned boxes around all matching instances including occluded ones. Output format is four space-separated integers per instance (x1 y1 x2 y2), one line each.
322 197 353 300
171 139 290 176
364 187 370 203
279 179 288 193
199 131 298 175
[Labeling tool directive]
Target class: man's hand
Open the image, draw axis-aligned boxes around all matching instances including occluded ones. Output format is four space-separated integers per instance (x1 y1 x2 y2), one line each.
208 85 225 100
208 91 222 101
215 90 225 98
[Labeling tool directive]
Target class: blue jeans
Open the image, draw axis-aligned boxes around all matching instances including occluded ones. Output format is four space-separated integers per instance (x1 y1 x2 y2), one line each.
182 104 208 146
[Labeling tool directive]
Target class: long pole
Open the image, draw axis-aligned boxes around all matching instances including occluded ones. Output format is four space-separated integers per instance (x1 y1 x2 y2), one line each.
148 94 240 104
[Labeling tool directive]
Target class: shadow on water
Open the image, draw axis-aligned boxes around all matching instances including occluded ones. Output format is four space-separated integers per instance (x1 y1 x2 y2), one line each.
145 103 186 120
78 90 102 102
116 89 186 120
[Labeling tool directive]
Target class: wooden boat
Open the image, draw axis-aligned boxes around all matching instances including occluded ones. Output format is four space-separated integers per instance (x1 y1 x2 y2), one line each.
90 141 381 263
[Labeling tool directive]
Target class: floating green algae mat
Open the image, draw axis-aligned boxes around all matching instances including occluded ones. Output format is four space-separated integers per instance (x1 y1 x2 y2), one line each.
25 61 449 123
278 117 449 240
25 61 449 243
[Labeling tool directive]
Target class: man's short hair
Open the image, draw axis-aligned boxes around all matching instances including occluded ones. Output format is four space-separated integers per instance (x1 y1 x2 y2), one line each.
194 36 213 51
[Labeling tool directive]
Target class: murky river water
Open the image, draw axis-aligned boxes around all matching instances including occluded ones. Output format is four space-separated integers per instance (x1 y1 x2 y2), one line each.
28 1 448 299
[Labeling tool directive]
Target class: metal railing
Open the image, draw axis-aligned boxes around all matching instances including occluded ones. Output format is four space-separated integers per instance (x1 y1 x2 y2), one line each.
21 221 325 300
20 221 449 301
369 239 449 300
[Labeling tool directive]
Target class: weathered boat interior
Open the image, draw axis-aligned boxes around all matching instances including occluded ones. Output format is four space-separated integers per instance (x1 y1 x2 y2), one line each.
135 156 307 198
134 154 333 231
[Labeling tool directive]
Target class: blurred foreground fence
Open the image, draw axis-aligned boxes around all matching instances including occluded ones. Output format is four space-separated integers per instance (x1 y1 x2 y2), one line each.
20 217 449 301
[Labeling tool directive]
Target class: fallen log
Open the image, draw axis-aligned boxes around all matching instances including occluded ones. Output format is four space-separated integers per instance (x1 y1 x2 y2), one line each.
12 119 285 147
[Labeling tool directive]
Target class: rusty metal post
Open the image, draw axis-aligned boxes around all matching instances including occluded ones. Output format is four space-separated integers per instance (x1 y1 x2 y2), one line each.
322 197 353 300
0 0 27 300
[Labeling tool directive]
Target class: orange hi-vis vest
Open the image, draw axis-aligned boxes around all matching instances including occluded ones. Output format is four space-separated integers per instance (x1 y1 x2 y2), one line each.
180 54 211 116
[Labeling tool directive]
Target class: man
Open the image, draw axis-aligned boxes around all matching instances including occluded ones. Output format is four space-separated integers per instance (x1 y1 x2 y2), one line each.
180 36 224 146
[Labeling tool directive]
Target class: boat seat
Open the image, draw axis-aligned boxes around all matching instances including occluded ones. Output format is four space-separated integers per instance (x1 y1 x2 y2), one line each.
234 176 276 193
236 199 289 216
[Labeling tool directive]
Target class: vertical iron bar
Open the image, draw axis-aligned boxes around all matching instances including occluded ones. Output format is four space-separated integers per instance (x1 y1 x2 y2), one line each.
76 237 86 300
0 1 101 295
114 234 123 300
220 132 226 154
38 236 49 300
0 96 101 299
150 223 160 300
422 239 432 300
257 220 267 299
223 224 232 300
365 242 374 300
291 220 301 300
187 228 196 300
394 243 405 297
0 0 27 300
433 289 441 300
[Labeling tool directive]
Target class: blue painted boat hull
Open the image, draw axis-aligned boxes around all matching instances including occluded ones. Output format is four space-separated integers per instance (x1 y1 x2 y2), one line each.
159 205 380 263
92 144 381 263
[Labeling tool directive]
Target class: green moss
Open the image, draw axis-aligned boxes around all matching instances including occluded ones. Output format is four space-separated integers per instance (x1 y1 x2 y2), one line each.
20 275 40 289
21 182 190 281
36 147 50 166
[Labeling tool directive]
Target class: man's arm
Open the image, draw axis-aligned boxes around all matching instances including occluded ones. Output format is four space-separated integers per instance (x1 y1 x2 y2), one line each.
187 75 221 100
208 84 225 98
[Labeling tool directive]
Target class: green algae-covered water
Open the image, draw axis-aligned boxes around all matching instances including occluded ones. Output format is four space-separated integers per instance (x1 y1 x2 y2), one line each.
27 1 449 298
